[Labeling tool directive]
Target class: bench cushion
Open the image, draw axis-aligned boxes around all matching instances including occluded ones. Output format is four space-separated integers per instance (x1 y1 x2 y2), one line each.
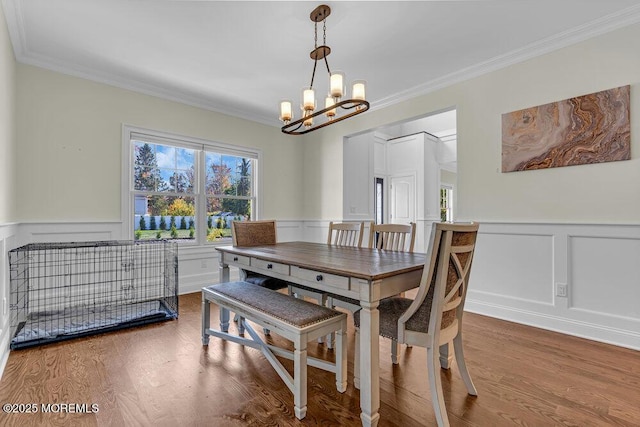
204 281 343 328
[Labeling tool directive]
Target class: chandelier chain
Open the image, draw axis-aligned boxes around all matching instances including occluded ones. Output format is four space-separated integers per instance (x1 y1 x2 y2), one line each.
314 21 318 49
323 19 326 45
323 18 331 74
310 20 319 89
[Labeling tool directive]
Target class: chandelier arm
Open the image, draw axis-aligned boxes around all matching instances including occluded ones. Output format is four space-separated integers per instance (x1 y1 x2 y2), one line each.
286 121 305 134
310 59 318 89
281 99 370 135
338 101 364 110
323 56 331 75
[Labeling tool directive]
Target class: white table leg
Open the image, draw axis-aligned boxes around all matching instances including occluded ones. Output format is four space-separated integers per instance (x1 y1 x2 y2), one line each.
220 260 230 282
359 300 380 427
219 260 230 332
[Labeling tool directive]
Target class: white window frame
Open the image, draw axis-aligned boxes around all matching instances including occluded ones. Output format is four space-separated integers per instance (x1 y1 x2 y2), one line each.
121 125 262 245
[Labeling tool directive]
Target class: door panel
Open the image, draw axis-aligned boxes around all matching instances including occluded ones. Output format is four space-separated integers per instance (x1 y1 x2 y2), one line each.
390 175 415 224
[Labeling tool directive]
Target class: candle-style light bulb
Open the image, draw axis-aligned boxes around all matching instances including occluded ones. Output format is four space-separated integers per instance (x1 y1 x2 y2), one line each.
279 100 292 123
325 96 336 119
352 80 366 101
303 110 313 128
352 80 366 110
330 71 344 99
303 88 315 111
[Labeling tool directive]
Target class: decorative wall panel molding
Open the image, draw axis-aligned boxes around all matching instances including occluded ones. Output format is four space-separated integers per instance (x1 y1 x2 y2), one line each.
467 221 640 350
8 220 640 352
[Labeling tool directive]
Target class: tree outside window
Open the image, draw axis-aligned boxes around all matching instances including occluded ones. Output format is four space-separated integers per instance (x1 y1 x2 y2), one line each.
129 133 257 244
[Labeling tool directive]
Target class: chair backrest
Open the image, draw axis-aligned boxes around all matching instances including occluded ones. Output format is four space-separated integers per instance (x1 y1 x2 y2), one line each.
398 222 479 346
327 221 365 247
231 220 277 247
368 222 416 252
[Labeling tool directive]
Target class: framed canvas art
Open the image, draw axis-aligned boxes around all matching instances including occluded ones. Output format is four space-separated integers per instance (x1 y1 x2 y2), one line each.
502 85 630 172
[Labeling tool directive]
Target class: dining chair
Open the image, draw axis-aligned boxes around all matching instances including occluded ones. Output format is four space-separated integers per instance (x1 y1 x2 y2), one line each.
368 221 417 361
231 220 292 334
368 222 416 252
354 222 479 427
321 221 365 347
231 219 289 290
290 221 365 347
327 221 365 247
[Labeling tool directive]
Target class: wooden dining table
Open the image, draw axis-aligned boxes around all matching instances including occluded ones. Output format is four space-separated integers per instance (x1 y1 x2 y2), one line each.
215 241 426 427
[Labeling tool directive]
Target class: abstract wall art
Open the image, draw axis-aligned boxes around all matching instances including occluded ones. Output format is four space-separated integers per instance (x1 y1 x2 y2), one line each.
501 85 630 172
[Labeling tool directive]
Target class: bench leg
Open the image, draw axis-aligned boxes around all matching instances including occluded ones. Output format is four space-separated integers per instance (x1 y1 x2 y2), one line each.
220 306 230 333
354 327 360 390
293 338 308 420
201 293 210 345
238 316 245 335
391 339 399 364
335 323 347 393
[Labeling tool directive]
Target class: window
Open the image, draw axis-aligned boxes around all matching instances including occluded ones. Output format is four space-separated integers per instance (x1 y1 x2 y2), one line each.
123 126 260 244
374 177 384 225
440 185 453 222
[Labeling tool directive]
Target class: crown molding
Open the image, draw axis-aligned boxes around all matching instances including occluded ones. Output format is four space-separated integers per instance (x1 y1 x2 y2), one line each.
370 3 640 113
1 0 277 126
1 0 26 58
16 50 278 127
4 0 640 127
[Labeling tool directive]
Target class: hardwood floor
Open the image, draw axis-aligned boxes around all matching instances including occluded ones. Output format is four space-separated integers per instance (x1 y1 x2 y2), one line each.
1 291 639 426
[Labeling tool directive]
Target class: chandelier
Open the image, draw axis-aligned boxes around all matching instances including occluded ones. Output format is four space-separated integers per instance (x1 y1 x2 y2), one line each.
279 4 370 135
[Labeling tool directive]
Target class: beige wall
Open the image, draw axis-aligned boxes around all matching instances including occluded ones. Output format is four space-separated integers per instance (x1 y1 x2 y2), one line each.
0 3 16 223
15 65 303 222
302 23 640 224
9 21 640 225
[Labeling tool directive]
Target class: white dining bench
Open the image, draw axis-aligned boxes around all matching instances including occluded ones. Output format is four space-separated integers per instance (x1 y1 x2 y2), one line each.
201 281 347 420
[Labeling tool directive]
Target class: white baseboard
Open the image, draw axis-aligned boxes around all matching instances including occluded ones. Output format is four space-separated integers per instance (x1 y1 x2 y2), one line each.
466 299 640 351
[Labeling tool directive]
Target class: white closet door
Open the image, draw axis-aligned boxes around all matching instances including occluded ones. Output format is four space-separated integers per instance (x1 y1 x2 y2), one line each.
389 174 415 225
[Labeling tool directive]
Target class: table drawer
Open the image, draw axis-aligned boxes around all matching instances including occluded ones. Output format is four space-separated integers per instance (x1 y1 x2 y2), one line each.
225 253 251 267
291 266 350 290
251 258 290 275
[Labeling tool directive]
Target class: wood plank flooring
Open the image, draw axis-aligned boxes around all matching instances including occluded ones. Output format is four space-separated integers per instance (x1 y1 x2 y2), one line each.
0 291 638 426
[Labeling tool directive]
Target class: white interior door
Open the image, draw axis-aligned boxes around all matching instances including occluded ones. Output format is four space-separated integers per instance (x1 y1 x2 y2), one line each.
389 174 415 225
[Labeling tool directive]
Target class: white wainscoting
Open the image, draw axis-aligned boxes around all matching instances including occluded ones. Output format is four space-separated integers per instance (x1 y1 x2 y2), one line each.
466 222 640 351
0 222 19 379
5 220 639 366
15 220 308 296
302 220 374 246
17 221 123 247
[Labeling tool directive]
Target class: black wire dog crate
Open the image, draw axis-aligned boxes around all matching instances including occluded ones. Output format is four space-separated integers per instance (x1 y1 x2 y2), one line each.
9 240 178 349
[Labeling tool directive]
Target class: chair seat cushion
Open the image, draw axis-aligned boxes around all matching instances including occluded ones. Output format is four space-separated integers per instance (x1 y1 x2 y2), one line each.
354 296 456 340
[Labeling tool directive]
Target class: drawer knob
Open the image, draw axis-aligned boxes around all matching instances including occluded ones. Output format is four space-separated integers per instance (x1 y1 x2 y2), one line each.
316 275 323 282
233 257 238 262
267 263 273 269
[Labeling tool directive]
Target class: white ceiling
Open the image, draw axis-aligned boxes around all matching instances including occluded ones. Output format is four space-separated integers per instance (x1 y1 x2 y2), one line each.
3 0 640 131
